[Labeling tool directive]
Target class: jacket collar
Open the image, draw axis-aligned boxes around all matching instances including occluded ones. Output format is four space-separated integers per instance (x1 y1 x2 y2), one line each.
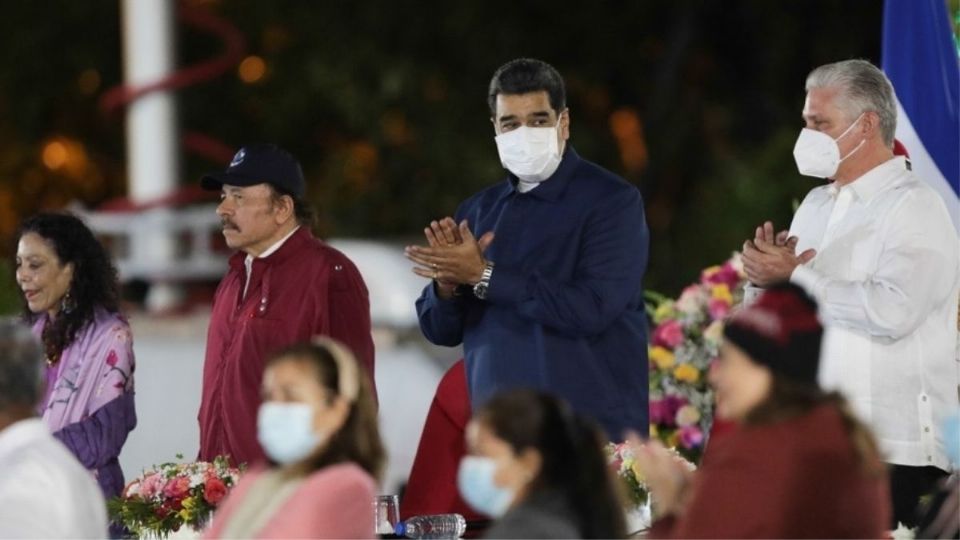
228 226 315 270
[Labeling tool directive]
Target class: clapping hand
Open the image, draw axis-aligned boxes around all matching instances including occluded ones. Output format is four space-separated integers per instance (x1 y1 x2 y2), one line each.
742 221 816 287
405 219 494 299
421 218 462 296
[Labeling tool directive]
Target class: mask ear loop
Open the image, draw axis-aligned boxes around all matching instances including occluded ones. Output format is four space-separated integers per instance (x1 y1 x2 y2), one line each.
310 336 359 403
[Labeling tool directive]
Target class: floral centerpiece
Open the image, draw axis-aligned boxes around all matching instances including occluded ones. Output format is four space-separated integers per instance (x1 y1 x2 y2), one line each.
605 441 649 508
646 254 747 463
606 441 696 531
108 455 242 538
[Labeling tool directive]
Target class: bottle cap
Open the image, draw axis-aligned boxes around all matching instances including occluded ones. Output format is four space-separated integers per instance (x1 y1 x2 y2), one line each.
394 522 406 536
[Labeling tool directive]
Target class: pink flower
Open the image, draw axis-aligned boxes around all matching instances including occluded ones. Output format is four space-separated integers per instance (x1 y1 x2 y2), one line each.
140 473 164 498
702 263 741 288
106 350 119 367
203 477 228 505
650 396 687 426
708 299 731 320
679 425 704 448
162 476 190 500
652 320 684 349
675 285 705 315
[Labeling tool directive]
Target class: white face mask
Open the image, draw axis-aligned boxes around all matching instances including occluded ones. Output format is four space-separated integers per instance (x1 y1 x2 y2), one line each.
257 402 322 464
792 113 866 178
494 118 564 183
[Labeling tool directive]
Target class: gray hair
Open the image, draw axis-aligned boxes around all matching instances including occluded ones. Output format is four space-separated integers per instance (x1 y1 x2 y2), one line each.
805 59 897 146
0 319 44 410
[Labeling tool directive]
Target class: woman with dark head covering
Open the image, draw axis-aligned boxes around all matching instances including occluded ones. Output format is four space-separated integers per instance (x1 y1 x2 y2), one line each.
635 282 890 538
458 389 626 539
14 212 136 502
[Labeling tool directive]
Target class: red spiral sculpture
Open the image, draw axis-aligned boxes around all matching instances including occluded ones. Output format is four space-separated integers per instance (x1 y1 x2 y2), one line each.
99 2 246 212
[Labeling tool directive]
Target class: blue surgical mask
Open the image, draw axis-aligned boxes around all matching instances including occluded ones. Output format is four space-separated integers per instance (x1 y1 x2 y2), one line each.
457 456 515 517
257 402 322 464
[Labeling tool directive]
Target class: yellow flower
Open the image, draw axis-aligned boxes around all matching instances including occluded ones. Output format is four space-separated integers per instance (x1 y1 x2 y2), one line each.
178 508 192 521
666 430 681 449
630 459 646 483
673 363 700 383
649 424 659 439
711 283 732 305
650 346 676 370
182 496 196 510
653 300 676 324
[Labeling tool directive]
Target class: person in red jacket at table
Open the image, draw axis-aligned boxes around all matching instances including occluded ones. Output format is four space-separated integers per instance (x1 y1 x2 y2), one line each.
197 144 376 467
632 282 890 539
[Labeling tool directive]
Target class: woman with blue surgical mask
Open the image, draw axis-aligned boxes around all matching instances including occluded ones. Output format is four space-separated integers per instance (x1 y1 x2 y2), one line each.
457 390 625 539
204 338 385 539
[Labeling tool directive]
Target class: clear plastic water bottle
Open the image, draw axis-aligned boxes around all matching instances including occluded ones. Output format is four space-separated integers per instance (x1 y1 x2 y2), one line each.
394 513 467 539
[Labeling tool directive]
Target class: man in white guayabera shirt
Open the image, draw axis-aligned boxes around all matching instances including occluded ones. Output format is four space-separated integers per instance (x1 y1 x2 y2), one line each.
740 59 960 529
0 320 107 538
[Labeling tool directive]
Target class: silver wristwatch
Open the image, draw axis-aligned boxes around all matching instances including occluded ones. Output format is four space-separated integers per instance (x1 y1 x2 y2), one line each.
472 261 495 300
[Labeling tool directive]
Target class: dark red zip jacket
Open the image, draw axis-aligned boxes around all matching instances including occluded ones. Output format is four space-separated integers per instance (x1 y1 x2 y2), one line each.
198 227 375 466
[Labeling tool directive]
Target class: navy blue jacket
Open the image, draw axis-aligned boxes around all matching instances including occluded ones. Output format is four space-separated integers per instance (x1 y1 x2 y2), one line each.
416 148 650 439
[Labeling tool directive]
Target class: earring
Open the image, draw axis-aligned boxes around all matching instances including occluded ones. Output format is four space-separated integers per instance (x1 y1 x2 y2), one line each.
60 290 76 315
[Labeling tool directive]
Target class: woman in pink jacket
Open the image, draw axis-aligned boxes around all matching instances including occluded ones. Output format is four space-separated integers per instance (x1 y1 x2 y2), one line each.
204 337 385 539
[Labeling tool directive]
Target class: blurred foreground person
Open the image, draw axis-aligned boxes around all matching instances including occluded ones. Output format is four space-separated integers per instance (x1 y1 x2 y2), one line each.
204 338 384 539
635 283 890 538
0 320 107 538
458 389 625 539
15 212 136 501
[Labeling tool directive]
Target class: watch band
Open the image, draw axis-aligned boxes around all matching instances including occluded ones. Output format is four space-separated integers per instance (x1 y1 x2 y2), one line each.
472 261 495 300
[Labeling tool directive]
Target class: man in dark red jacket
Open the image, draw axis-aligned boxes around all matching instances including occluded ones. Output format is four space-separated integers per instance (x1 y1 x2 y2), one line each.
197 144 375 466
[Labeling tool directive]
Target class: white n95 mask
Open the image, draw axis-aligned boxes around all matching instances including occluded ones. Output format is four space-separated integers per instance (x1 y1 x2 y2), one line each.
792 113 865 178
494 122 563 183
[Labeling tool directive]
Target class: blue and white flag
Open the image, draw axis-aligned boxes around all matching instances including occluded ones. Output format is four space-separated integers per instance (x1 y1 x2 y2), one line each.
882 0 960 230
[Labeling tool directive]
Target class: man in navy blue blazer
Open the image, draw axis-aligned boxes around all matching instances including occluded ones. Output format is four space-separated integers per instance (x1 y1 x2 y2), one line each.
406 58 650 440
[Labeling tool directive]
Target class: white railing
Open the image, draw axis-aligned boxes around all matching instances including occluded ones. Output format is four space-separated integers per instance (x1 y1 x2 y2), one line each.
76 204 228 282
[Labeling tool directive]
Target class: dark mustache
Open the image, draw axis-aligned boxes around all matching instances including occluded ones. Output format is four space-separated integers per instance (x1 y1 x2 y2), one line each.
221 219 239 231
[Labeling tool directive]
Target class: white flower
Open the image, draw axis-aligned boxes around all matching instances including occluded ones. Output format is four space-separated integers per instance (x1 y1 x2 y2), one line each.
189 473 205 488
676 405 701 427
890 523 916 539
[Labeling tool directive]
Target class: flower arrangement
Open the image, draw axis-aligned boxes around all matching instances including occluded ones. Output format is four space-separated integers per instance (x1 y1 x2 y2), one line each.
606 441 696 514
605 441 649 508
646 254 747 463
108 455 242 538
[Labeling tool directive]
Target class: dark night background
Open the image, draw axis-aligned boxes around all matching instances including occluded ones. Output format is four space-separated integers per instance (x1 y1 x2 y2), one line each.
1 0 955 312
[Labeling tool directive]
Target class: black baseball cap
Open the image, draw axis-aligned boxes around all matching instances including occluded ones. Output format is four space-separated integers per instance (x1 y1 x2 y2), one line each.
201 144 305 198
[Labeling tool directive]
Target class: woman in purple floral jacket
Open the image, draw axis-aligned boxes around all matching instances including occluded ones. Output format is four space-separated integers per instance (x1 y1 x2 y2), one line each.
14 212 136 501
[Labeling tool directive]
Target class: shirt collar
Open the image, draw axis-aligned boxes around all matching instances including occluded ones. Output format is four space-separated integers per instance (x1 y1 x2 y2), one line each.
829 156 907 201
501 147 581 203
230 226 311 270
243 225 300 267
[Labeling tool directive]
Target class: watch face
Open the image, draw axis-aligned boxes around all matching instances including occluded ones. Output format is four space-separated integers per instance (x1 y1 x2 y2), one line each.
473 283 487 299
